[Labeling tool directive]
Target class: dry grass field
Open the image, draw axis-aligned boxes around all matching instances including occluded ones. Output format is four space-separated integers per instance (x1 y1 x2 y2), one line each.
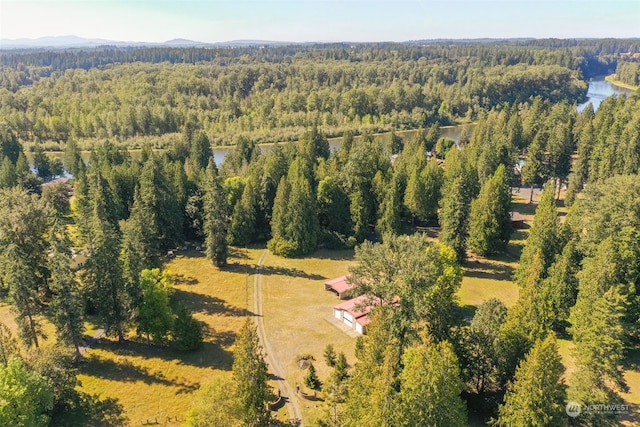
69 246 264 426
258 248 358 425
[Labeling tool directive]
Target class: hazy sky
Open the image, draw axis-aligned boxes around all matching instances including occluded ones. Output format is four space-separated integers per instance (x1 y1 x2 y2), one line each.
1 0 639 42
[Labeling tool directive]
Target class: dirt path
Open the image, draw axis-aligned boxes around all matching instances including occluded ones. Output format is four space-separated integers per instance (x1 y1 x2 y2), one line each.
253 249 303 426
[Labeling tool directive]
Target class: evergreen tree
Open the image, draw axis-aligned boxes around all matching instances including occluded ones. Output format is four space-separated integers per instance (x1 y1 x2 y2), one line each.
83 194 128 341
0 126 22 165
515 182 561 286
139 155 183 249
344 309 397 426
404 166 428 224
521 134 545 204
63 139 83 178
120 186 158 307
232 319 271 427
171 303 203 351
0 188 50 348
570 286 627 419
285 159 319 254
268 158 319 256
399 339 466 427
334 352 349 382
317 176 351 235
324 343 337 367
459 298 507 395
322 369 348 427
493 336 567 427
349 184 369 242
228 178 257 246
376 173 402 238
439 175 471 262
0 156 17 188
304 362 321 391
203 159 229 267
468 164 512 256
33 146 52 181
48 221 84 358
189 130 213 172
389 130 403 154
268 176 289 245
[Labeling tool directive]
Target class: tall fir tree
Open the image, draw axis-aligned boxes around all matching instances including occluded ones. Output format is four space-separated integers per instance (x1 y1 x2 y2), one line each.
232 319 271 427
515 182 561 286
468 164 512 256
0 188 50 348
203 159 229 267
47 221 84 358
439 175 471 262
120 186 158 307
139 155 183 250
494 336 567 427
83 192 129 341
376 173 402 238
268 158 319 256
228 177 257 246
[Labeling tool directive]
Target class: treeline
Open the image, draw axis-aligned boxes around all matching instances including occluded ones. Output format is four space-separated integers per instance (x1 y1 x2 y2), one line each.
614 59 640 87
1 41 618 148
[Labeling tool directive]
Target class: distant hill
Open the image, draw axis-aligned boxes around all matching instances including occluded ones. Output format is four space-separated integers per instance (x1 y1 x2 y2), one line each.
0 35 303 49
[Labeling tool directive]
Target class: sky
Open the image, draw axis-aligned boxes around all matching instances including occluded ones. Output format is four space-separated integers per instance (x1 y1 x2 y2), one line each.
1 0 639 43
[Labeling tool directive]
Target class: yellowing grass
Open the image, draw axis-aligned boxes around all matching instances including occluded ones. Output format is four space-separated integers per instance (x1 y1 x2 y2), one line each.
259 249 357 424
75 247 263 425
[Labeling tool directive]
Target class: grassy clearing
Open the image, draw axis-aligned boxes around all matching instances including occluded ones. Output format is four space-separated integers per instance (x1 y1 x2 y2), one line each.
260 248 357 425
73 246 263 426
456 191 531 314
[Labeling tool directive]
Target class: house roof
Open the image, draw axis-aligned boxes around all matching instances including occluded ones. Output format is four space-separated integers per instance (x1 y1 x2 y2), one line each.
334 294 376 320
325 275 355 295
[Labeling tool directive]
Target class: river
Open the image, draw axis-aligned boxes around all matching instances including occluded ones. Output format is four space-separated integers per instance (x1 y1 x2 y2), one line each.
577 76 634 112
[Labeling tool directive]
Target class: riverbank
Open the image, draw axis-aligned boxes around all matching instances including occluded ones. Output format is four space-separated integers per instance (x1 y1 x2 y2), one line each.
605 75 640 91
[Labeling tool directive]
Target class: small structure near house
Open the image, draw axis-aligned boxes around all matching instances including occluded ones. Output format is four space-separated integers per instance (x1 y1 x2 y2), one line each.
511 211 525 229
333 294 376 335
324 275 356 300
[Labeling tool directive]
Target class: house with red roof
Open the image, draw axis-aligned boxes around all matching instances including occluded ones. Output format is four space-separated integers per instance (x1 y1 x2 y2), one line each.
333 294 377 335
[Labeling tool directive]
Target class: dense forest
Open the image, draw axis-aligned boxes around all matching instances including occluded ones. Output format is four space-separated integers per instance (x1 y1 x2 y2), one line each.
2 39 637 149
0 40 640 426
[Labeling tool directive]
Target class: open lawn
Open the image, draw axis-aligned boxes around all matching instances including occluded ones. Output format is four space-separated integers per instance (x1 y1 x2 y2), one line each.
259 248 357 425
72 246 264 426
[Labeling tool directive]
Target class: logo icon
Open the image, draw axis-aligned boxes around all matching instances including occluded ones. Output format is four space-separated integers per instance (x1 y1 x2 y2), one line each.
566 401 582 417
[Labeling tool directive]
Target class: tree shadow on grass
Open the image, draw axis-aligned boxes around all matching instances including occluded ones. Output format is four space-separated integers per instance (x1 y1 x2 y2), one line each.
51 392 128 427
81 354 176 386
172 288 251 317
227 263 327 281
463 259 514 282
172 273 199 286
93 334 235 371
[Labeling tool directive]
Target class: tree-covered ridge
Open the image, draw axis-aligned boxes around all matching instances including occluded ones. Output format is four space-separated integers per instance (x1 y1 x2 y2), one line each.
1 40 622 148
